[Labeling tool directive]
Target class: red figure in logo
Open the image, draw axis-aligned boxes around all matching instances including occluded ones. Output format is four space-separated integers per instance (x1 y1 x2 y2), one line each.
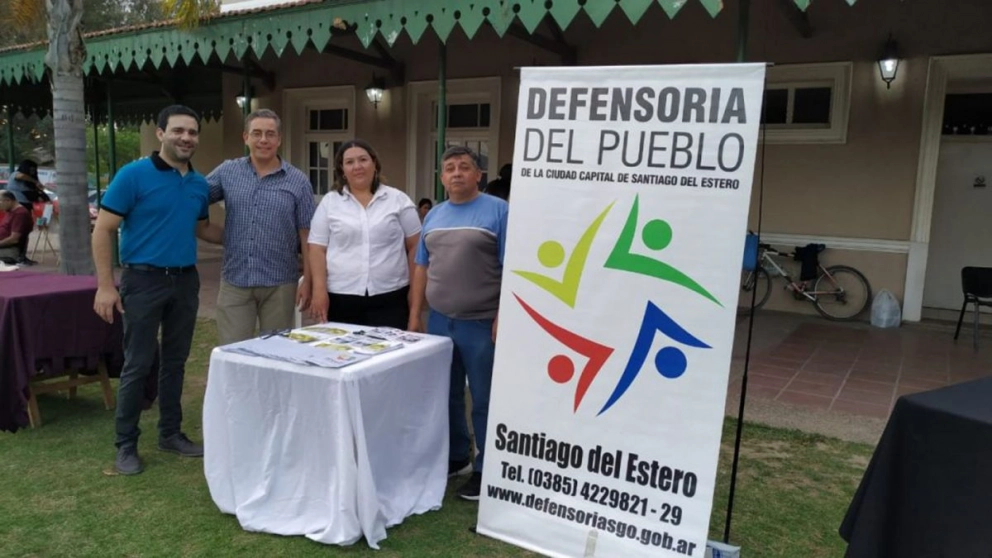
514 294 615 412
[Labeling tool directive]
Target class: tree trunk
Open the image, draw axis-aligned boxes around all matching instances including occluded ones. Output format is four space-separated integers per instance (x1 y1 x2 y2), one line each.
46 0 92 275
51 72 91 275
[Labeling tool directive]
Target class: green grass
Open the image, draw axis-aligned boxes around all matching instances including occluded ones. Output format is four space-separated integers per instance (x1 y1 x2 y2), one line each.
0 320 873 557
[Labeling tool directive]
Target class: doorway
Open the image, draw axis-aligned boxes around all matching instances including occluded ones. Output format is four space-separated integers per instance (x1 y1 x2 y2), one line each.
922 81 992 323
904 53 992 322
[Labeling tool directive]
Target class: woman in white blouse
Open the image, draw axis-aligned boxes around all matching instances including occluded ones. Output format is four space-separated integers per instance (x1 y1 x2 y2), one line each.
307 139 421 329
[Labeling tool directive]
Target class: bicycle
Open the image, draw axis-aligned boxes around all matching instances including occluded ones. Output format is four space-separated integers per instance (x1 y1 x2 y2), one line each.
738 235 872 321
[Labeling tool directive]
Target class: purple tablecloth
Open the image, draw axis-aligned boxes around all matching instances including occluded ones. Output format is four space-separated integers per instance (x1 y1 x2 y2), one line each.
0 271 156 432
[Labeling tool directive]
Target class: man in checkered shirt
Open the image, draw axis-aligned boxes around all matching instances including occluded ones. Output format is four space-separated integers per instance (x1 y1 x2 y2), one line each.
206 109 317 345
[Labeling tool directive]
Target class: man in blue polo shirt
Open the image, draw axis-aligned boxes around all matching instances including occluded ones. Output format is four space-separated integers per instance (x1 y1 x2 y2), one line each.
93 104 223 476
206 109 316 345
409 145 508 500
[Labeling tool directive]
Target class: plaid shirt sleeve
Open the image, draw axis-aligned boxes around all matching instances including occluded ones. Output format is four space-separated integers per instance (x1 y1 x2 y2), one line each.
206 161 227 204
295 177 317 231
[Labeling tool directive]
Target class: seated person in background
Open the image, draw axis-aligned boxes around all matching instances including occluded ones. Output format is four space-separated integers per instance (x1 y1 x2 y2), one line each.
0 190 34 262
7 160 50 212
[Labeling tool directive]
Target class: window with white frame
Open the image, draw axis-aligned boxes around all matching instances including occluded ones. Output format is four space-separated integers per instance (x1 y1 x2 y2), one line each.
406 78 501 203
761 62 852 144
282 86 355 197
429 101 493 190
303 107 349 196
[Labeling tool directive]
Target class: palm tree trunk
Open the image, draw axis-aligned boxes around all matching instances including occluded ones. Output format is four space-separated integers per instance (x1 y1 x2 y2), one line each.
51 72 91 275
46 0 92 275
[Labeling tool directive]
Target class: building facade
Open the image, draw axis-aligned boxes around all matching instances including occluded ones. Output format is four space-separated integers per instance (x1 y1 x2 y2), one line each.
2 0 990 322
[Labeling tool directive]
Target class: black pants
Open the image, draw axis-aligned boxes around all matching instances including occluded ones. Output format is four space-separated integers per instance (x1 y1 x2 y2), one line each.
327 286 409 330
115 267 199 448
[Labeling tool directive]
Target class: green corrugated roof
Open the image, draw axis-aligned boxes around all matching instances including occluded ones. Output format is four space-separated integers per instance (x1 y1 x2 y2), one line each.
0 0 857 121
0 0 861 84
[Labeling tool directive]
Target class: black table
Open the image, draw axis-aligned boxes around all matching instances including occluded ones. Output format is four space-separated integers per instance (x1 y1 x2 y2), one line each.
840 377 992 557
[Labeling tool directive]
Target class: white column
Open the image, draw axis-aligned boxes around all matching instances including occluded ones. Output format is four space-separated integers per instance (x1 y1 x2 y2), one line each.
902 58 947 322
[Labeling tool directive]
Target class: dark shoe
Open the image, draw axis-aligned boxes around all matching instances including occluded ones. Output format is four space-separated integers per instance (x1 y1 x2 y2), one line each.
158 433 204 457
115 446 144 475
448 457 472 477
457 472 482 501
16 257 36 266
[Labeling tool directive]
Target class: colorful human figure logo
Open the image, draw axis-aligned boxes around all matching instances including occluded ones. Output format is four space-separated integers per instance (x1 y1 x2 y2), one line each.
514 295 614 412
512 195 719 414
513 203 615 308
597 301 710 415
604 195 722 306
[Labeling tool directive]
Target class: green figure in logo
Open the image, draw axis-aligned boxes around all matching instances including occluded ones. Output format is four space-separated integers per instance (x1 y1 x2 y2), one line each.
513 202 615 308
604 195 721 306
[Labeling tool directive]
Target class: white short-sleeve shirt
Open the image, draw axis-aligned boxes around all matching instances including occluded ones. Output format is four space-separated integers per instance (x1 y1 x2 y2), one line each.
308 184 421 296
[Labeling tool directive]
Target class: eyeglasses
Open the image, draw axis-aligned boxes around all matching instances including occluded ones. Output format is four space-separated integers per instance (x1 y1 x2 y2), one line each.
248 130 279 140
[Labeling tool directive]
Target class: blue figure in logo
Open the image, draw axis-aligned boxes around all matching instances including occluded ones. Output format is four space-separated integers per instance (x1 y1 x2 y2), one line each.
598 302 711 415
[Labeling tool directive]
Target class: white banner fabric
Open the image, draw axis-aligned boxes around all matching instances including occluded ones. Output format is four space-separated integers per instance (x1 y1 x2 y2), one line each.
477 63 766 558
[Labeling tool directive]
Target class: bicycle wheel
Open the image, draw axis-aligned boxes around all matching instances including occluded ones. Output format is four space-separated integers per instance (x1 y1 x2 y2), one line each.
738 268 771 316
813 265 872 321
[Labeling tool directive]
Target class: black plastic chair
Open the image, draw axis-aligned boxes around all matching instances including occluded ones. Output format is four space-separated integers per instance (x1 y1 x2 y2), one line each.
953 267 992 349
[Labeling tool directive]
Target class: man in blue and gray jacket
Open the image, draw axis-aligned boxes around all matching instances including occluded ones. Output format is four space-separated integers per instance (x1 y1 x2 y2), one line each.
409 145 509 501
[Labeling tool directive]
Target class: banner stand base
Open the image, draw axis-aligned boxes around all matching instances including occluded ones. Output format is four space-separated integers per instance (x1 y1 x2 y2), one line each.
706 540 742 558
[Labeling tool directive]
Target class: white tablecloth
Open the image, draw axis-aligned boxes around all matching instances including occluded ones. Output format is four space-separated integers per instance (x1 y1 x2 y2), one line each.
202 329 453 548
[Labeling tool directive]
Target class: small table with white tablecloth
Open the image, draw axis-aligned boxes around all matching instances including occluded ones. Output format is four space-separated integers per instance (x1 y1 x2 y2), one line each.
202 327 454 548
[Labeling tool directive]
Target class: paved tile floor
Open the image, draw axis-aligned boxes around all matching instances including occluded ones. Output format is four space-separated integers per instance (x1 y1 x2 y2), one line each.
729 315 992 419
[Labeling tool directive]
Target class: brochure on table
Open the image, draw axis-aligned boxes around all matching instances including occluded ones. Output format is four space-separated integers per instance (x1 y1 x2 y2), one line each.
219 324 424 369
